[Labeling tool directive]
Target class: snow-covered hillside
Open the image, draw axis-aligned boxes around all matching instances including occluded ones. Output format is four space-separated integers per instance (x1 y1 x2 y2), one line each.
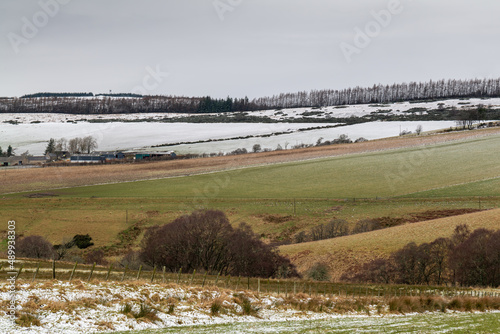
1 97 497 156
1 98 499 124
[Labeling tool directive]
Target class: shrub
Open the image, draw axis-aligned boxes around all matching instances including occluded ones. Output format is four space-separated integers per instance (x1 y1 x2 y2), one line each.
17 235 54 259
140 210 299 278
308 262 330 281
72 234 94 249
210 299 223 316
84 249 107 265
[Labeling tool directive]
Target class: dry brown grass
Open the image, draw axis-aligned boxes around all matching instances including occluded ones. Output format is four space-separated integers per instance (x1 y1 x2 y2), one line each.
280 209 500 280
95 320 115 330
15 312 41 327
4 127 500 194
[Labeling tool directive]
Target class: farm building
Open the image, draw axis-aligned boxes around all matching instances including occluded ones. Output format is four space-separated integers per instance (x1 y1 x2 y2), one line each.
27 156 49 165
94 151 126 161
0 156 26 166
70 155 104 163
135 151 176 161
70 152 126 163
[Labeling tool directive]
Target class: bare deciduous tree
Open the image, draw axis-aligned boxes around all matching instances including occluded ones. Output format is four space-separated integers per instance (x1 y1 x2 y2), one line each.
17 235 54 259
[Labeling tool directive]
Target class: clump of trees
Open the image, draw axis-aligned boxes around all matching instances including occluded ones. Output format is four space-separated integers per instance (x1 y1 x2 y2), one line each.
0 145 14 157
341 224 500 287
45 136 98 154
17 234 95 261
294 218 381 244
140 210 299 278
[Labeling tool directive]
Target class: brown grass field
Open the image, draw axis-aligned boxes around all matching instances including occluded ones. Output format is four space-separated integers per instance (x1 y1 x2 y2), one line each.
279 208 500 280
3 126 500 195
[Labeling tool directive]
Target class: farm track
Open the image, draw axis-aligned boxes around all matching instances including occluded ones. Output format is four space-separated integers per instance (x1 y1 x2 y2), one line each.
2 127 500 195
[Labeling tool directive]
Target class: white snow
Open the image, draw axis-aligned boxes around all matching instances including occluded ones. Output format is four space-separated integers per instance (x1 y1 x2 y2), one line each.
249 98 500 120
0 122 340 155
160 121 457 154
2 96 498 156
0 280 375 334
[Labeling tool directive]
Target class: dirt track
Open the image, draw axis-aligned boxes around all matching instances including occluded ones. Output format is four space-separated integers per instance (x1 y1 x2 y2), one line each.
3 127 500 194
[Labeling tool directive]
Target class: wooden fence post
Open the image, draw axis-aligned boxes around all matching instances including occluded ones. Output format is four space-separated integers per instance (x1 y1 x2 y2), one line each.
52 259 56 280
16 264 24 280
136 265 143 280
69 261 78 281
105 264 113 281
176 268 182 284
294 281 296 295
121 265 128 282
247 276 250 290
225 275 231 289
190 269 196 285
235 275 240 290
88 262 96 282
214 271 220 286
151 265 156 283
202 271 207 287
32 262 40 282
258 278 260 294
163 266 167 284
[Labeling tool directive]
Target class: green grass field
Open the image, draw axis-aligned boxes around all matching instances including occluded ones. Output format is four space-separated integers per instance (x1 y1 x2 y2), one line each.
2 132 500 253
116 312 500 334
8 132 500 200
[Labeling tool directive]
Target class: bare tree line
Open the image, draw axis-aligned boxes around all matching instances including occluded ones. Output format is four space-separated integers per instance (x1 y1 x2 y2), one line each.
45 136 98 154
2 78 500 114
342 224 500 287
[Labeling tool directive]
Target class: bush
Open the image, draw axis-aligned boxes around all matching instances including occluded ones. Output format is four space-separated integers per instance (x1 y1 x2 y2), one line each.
84 249 107 265
72 234 94 249
17 235 54 259
308 262 330 281
140 210 299 278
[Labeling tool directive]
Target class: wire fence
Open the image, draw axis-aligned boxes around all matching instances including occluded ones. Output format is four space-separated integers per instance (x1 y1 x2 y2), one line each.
2 260 498 299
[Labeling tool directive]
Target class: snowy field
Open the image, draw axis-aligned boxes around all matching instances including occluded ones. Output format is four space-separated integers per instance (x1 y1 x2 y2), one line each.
250 98 500 120
2 98 500 123
0 121 458 156
160 121 457 155
2 97 496 156
1 280 497 334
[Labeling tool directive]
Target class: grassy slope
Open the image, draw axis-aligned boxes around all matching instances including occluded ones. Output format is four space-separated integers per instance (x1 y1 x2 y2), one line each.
279 209 500 279
117 313 500 334
14 131 500 199
2 131 500 257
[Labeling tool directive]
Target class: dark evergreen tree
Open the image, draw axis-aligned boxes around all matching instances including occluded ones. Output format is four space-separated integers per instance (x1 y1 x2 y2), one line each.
44 138 56 155
72 234 94 249
6 145 13 157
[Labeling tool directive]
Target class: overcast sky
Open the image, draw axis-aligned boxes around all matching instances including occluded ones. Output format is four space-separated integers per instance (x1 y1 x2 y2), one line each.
1 0 499 99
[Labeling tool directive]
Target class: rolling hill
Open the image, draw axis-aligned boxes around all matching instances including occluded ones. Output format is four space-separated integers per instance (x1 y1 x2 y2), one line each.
279 209 500 280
